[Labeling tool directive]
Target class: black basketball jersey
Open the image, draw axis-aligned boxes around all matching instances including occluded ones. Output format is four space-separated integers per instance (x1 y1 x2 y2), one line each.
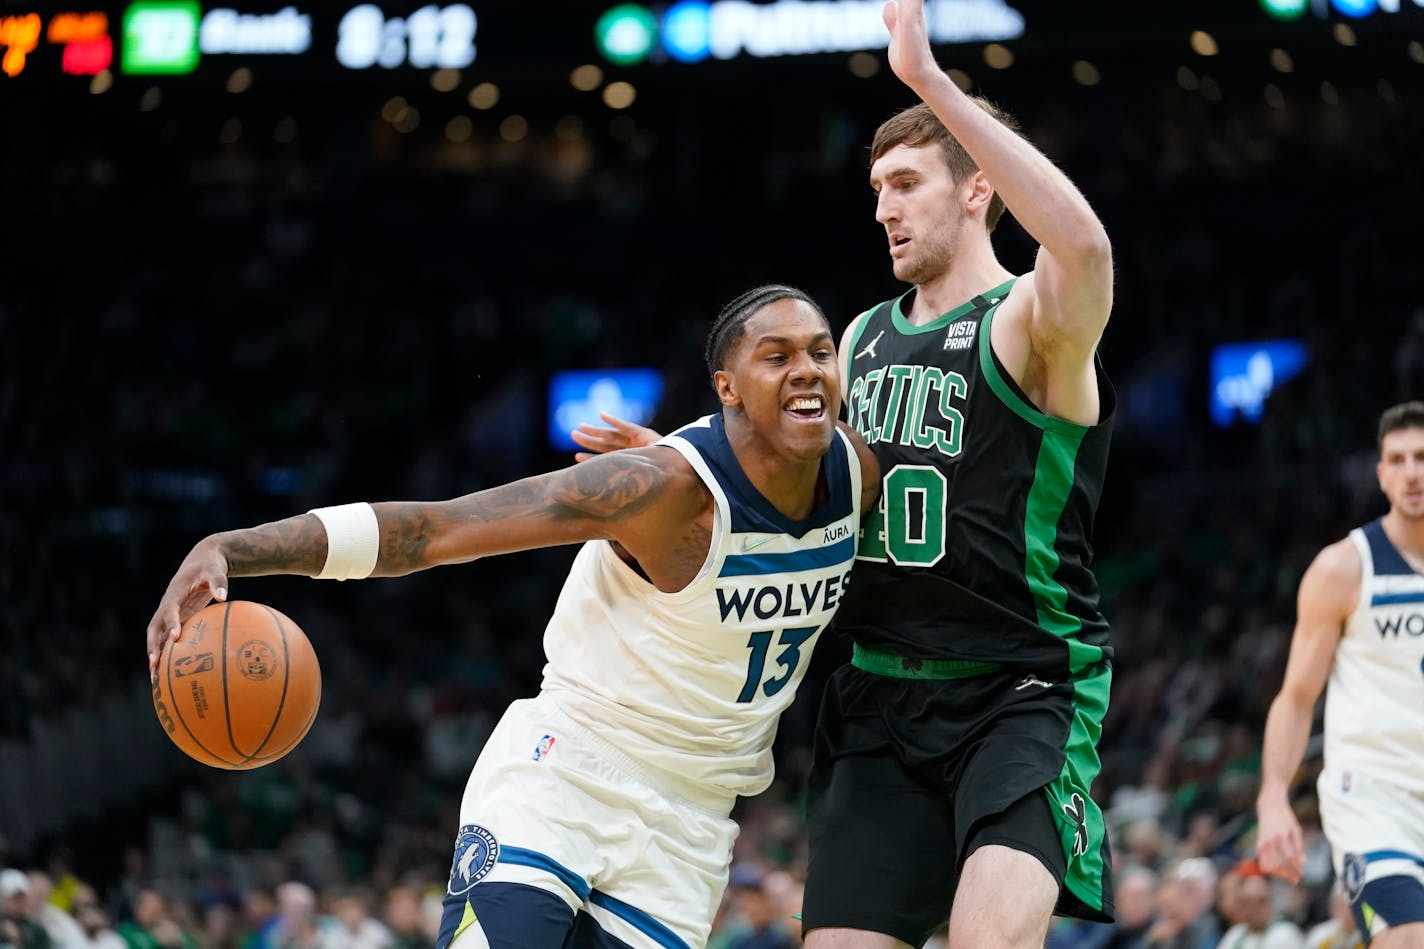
835 278 1115 676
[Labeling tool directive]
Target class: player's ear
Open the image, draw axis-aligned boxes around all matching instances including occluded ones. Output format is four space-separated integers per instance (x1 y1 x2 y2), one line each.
713 369 740 407
965 170 994 214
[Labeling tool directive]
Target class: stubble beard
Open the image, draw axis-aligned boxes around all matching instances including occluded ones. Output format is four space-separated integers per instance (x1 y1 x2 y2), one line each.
893 227 956 288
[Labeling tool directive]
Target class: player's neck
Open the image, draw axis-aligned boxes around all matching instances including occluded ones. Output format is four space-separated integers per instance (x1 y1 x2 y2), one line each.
726 428 824 521
1382 510 1424 566
910 242 1013 324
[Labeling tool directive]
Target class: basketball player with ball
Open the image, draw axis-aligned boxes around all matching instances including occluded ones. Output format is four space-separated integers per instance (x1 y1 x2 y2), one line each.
145 285 880 949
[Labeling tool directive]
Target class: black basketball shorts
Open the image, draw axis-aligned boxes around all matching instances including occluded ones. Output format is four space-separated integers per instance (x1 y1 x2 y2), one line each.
800 659 1115 946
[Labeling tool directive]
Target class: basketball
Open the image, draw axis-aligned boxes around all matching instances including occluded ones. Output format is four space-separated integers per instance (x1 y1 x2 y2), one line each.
151 600 321 770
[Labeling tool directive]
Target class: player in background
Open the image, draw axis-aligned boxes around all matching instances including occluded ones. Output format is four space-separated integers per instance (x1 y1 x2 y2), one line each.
572 2 1118 946
1257 401 1424 948
145 285 880 949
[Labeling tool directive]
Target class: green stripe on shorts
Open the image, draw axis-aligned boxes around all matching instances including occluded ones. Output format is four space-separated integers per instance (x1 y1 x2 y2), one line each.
1043 661 1112 914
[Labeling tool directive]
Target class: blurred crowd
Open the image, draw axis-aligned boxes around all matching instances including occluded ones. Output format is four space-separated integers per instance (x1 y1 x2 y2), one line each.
2 12 1422 949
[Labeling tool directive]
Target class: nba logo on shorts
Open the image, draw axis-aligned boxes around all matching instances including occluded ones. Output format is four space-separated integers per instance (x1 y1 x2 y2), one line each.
532 734 556 761
447 825 499 897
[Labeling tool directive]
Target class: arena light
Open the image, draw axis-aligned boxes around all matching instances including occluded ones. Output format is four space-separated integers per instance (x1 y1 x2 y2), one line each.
121 1 200 75
662 1 711 62
335 4 476 70
1258 0 1308 20
49 12 113 76
1 13 42 76
1330 0 1377 16
595 4 656 65
200 7 311 56
594 0 1024 66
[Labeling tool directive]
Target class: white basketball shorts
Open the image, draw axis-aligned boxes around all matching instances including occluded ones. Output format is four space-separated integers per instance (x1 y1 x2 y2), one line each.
448 695 739 949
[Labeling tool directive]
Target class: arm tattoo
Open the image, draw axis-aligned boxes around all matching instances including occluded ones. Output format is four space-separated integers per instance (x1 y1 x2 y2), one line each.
220 516 327 577
550 454 668 522
376 454 673 573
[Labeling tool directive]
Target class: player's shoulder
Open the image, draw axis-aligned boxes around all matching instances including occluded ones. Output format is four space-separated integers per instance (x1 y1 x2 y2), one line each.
1310 535 1363 583
1298 535 1363 616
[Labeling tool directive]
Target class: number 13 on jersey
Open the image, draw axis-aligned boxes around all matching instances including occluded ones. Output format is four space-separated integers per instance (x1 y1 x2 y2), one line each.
738 626 819 702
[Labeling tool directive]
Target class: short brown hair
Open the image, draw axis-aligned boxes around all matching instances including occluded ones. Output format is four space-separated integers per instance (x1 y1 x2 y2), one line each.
1379 400 1424 452
870 98 1019 233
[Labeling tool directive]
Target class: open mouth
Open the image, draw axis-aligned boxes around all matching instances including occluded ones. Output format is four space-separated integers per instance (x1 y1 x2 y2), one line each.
785 395 825 420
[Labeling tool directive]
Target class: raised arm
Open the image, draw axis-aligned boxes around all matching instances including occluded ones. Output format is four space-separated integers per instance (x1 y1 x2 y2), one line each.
146 448 706 670
1255 538 1358 884
884 0 1112 359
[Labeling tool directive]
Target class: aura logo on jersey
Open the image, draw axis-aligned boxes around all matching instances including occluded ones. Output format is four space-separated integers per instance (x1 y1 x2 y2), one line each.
848 365 967 459
447 825 499 896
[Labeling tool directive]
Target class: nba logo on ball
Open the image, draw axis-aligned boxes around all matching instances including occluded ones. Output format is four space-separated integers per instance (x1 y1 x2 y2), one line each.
447 825 499 897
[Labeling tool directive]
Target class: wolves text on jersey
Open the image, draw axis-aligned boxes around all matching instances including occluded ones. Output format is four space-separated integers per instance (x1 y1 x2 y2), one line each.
716 571 853 624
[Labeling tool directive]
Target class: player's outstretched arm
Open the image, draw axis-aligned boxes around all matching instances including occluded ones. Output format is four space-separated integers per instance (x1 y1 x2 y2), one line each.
884 0 1112 357
1256 538 1358 884
146 448 702 670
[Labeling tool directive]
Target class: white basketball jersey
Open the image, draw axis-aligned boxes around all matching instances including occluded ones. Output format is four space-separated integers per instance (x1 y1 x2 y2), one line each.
1323 520 1424 792
538 414 862 802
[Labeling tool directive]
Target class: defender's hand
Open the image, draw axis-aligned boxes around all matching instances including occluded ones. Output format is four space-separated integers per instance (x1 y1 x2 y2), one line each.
571 412 661 462
146 539 229 680
883 0 941 93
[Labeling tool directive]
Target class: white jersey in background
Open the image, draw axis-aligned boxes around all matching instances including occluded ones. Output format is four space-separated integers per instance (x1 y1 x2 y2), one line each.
1322 519 1424 793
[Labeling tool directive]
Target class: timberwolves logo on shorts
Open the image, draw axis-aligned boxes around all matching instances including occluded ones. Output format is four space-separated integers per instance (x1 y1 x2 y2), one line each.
447 824 499 897
1343 853 1368 900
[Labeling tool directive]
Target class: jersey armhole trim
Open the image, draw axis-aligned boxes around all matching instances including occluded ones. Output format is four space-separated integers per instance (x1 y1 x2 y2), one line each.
843 306 881 372
979 304 1093 436
604 434 725 601
1347 527 1373 620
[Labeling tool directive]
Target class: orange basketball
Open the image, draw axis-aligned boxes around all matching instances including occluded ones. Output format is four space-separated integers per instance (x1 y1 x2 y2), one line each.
151 600 321 770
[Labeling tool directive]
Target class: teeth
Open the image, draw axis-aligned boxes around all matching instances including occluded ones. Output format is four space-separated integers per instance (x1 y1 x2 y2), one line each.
789 397 822 411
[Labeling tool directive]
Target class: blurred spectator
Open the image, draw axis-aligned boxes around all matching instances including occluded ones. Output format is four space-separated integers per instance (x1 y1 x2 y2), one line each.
1076 864 1158 949
25 873 83 949
1 869 52 949
237 889 277 949
760 871 804 948
115 889 198 949
1142 859 1219 949
1302 885 1363 949
263 883 335 949
320 888 391 949
1218 870 1305 949
70 885 124 949
379 887 431 949
723 864 794 949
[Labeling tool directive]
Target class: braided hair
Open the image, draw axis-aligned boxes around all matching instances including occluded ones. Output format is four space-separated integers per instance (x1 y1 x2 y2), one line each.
704 285 827 385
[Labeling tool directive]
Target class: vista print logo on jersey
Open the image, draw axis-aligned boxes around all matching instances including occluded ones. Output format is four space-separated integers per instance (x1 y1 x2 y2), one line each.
447 825 499 896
